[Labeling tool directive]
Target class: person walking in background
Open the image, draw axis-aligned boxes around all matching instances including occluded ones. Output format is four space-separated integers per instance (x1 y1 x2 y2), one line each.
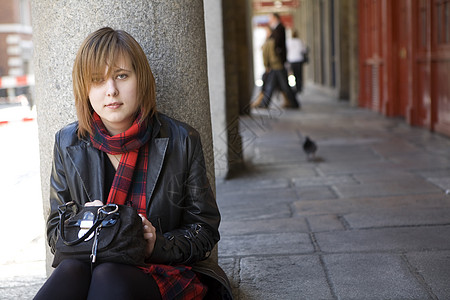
251 24 299 109
251 25 272 108
286 30 307 94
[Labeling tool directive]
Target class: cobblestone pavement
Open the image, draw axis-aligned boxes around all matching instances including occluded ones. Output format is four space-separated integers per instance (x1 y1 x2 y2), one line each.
2 87 450 299
216 87 450 299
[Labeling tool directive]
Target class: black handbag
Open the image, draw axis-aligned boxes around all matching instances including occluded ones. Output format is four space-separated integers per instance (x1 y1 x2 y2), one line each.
52 201 147 268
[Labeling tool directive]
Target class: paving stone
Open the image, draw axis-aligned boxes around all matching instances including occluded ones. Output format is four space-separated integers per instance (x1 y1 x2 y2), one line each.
243 163 318 180
295 186 338 201
370 139 420 156
222 178 292 191
343 206 450 229
317 160 397 176
215 164 317 189
239 113 281 135
239 255 332 300
292 175 357 187
388 153 450 171
406 251 450 299
217 186 298 204
0 279 45 300
219 200 292 222
293 193 449 217
323 253 429 299
220 217 309 236
351 170 424 183
307 214 345 232
217 188 298 222
334 179 442 198
248 135 306 164
255 135 301 147
315 226 450 253
316 144 381 162
250 151 306 164
218 257 239 290
318 137 383 147
219 232 314 257
426 176 450 191
216 187 298 207
416 169 450 179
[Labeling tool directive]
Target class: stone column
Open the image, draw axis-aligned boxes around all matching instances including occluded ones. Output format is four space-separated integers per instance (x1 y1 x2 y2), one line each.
204 1 229 179
220 0 250 177
337 0 359 102
32 0 215 274
338 0 350 100
348 0 359 106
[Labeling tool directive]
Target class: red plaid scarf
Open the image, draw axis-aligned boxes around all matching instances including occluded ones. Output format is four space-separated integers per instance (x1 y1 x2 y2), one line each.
90 112 151 214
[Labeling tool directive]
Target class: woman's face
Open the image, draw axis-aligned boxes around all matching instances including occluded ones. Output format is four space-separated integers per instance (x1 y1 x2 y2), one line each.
88 53 139 136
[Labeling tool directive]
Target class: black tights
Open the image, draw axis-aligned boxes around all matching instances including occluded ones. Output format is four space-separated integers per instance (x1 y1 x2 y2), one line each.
34 259 162 300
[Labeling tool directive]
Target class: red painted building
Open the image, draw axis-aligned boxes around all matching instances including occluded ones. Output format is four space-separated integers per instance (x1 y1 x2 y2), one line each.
359 0 450 135
0 0 33 100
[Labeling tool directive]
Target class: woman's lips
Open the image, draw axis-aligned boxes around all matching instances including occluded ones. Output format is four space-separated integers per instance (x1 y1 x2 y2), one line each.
105 102 122 109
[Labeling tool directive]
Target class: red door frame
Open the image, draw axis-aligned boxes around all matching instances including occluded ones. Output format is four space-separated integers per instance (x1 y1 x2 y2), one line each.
358 0 406 117
432 0 450 136
358 0 384 113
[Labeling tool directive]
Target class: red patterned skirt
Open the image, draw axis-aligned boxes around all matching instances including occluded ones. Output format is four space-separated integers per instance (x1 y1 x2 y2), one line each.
140 264 207 299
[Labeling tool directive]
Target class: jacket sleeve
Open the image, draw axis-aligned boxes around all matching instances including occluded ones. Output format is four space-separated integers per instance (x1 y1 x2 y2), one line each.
46 130 74 253
263 41 270 70
147 131 221 265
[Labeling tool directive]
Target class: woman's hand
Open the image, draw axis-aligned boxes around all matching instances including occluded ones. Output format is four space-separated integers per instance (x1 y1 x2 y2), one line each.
84 200 104 207
139 214 156 258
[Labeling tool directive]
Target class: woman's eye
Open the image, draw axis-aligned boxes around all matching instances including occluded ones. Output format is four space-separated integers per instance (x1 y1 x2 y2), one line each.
117 74 128 80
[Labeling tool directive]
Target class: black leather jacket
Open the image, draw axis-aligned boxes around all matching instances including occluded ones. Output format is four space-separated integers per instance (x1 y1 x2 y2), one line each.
46 112 232 299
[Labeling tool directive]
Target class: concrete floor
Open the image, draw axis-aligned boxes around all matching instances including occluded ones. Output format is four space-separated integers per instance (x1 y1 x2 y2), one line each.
216 86 450 299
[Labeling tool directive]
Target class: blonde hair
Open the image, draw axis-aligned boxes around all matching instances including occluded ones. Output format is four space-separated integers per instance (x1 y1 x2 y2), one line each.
73 27 157 138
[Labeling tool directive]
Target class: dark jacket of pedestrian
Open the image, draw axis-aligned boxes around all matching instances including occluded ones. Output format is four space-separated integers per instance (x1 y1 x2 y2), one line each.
270 14 287 63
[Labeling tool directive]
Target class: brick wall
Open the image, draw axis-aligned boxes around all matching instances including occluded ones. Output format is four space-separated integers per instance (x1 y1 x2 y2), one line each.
0 0 33 77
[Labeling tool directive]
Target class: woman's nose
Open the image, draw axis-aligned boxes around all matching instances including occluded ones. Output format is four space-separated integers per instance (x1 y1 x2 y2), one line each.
106 78 118 97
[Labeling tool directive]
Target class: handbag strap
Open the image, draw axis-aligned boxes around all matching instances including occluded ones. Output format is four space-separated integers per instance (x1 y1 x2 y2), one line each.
58 202 119 246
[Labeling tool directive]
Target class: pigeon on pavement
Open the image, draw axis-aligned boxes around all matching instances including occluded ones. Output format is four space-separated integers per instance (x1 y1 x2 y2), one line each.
303 136 317 160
